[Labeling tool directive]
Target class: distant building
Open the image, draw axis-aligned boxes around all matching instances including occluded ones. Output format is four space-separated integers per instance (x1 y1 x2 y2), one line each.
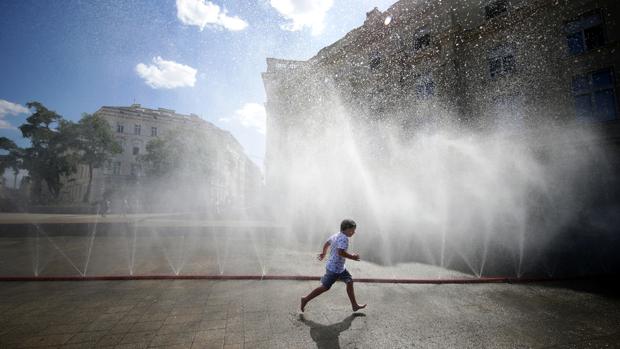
60 104 262 213
262 0 620 198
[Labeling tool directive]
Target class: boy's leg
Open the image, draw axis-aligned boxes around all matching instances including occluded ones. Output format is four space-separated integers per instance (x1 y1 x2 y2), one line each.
340 270 366 311
301 285 328 312
345 282 366 311
301 271 337 312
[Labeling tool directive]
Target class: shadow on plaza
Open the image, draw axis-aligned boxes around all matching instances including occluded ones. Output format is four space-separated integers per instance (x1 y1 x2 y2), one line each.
299 313 366 349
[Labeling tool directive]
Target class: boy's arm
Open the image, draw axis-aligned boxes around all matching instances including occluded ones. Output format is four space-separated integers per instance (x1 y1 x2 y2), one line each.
338 249 360 261
317 240 330 260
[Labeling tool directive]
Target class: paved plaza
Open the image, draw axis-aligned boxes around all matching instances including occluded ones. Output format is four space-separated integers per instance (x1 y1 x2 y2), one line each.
0 214 469 279
0 213 280 228
0 279 619 349
1 215 619 348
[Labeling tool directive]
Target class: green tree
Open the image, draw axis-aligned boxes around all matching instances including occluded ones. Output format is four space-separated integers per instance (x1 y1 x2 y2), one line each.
0 137 23 189
140 137 170 177
140 128 216 179
19 102 77 201
68 113 122 202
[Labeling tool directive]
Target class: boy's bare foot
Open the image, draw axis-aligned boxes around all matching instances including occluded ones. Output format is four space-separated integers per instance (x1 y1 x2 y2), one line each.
352 304 367 312
301 297 308 312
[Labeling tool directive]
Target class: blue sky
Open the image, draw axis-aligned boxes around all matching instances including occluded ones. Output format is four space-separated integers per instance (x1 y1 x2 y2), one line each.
0 0 395 169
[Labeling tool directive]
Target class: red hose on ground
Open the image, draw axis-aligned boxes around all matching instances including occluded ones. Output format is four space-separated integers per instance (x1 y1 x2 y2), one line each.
0 274 611 283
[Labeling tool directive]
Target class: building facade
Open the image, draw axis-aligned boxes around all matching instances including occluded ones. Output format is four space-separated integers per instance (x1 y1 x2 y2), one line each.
61 104 262 214
262 0 620 197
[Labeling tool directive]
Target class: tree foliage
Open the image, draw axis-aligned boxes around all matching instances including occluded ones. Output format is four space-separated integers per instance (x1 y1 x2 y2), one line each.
140 128 218 179
71 114 122 168
0 137 17 151
18 102 77 200
3 102 123 203
65 113 122 202
0 137 23 188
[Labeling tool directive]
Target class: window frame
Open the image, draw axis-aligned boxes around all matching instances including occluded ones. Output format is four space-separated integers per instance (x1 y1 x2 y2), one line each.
104 160 113 175
412 26 431 52
414 73 435 99
564 10 606 56
488 44 516 79
571 67 617 122
130 163 142 177
484 0 509 20
117 137 126 153
369 51 381 70
112 162 122 176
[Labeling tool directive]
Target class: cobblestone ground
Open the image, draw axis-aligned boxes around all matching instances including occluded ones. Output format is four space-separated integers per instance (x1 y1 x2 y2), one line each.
0 279 619 349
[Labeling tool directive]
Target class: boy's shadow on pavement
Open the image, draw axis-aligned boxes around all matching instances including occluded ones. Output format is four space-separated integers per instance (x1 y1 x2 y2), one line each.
299 313 366 349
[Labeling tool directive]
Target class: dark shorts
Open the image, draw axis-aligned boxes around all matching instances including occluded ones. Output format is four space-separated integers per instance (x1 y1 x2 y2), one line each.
320 268 353 289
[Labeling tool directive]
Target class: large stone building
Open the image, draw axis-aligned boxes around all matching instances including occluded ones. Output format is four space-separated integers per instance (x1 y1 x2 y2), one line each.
263 0 620 197
261 0 620 276
61 104 262 214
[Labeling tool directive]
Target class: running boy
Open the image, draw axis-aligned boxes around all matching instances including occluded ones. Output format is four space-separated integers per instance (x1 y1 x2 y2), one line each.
301 219 367 312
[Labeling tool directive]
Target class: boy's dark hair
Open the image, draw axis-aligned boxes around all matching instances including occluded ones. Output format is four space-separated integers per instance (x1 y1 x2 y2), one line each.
340 219 357 231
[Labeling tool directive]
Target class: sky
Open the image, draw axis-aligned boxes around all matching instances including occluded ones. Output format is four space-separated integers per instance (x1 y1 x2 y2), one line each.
0 0 396 170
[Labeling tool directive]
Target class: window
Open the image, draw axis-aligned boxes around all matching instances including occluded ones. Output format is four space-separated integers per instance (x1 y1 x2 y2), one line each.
572 68 617 121
415 73 435 99
565 12 605 55
134 124 141 135
488 45 515 79
117 138 126 153
369 51 381 70
112 162 121 175
132 140 142 155
116 123 124 133
413 26 430 51
104 160 112 175
389 32 402 47
485 0 508 20
131 163 141 176
151 127 157 137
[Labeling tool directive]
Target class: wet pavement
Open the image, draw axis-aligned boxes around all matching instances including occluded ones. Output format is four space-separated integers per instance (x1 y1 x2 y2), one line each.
1 279 619 348
0 215 469 279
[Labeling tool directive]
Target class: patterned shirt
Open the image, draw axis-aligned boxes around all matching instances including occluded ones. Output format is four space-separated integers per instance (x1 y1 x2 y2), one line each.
325 232 349 273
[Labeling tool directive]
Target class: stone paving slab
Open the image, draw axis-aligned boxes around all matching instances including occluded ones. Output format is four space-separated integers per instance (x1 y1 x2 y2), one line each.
0 280 619 348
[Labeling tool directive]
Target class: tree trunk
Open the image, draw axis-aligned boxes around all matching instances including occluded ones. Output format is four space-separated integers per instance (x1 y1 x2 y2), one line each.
32 177 42 204
13 169 18 189
83 164 93 203
49 175 61 199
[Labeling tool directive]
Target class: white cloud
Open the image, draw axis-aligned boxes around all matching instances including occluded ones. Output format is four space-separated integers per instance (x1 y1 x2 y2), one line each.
176 0 248 31
221 103 266 134
0 99 28 117
0 99 29 129
135 57 197 89
0 120 12 129
269 0 333 35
